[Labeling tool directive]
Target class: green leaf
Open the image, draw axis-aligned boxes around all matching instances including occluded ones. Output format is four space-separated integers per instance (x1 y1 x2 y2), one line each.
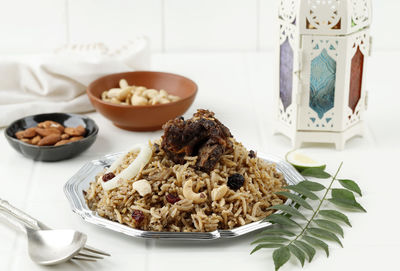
267 204 307 220
273 246 291 271
318 210 352 227
314 219 344 238
328 198 366 212
264 214 302 228
331 188 356 200
284 185 320 200
307 227 343 247
329 189 366 212
302 235 329 257
293 240 316 262
298 180 326 191
251 244 284 254
251 236 290 245
338 179 362 196
257 228 296 237
288 244 305 267
301 168 331 179
275 191 313 210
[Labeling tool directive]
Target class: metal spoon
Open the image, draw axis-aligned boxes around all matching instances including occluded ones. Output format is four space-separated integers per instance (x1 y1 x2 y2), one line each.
0 198 109 261
26 228 87 265
0 209 87 265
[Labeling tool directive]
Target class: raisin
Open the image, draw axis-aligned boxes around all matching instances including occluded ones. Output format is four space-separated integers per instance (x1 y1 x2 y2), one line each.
166 194 180 204
132 210 145 224
154 143 160 153
102 172 115 182
227 173 245 191
249 150 256 158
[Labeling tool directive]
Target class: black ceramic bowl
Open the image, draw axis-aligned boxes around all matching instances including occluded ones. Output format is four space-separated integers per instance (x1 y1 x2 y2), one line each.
5 113 99 161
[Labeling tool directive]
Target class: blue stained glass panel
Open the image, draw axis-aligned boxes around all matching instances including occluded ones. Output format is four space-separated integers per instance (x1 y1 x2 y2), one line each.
279 38 293 111
309 48 336 119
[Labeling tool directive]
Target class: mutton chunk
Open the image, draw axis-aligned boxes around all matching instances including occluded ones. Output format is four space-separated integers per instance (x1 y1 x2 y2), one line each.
161 109 233 172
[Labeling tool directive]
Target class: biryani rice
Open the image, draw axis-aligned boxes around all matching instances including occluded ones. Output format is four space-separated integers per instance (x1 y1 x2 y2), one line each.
85 139 286 232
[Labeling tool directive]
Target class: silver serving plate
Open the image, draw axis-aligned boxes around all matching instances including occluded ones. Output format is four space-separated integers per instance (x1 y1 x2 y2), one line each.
64 152 304 240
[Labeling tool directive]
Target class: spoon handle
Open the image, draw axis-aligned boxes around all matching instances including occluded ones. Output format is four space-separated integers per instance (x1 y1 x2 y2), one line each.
0 211 33 233
0 199 42 231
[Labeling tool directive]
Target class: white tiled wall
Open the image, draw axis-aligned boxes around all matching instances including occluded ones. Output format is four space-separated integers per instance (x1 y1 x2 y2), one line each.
164 0 258 51
68 0 163 51
0 0 67 54
0 0 398 54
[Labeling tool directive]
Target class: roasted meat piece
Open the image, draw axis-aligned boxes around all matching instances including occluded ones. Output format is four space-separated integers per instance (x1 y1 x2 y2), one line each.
161 109 233 172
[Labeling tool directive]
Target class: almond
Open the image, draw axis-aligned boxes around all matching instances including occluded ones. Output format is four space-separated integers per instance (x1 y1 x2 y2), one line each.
35 127 61 137
54 139 71 146
61 133 70 140
15 131 25 139
38 121 64 132
69 136 84 142
38 134 61 146
64 125 85 136
20 138 31 144
31 135 41 145
22 127 37 138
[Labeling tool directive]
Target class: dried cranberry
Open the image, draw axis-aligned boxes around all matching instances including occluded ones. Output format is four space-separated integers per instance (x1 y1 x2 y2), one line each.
102 172 115 182
166 194 180 204
227 173 245 191
249 150 256 158
132 210 145 224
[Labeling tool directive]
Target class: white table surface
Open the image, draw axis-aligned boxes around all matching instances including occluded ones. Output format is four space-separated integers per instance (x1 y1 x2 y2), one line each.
0 51 399 271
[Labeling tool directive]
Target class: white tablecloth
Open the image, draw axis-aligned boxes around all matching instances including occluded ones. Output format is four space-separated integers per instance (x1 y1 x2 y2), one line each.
0 51 398 271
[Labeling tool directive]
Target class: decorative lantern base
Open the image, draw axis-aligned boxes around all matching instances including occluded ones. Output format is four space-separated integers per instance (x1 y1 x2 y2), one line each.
275 122 364 150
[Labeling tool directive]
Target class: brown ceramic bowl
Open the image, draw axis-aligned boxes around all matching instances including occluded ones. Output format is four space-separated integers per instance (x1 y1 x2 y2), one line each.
87 71 197 131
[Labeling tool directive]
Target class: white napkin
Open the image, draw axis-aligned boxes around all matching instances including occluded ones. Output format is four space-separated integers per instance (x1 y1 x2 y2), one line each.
0 36 150 127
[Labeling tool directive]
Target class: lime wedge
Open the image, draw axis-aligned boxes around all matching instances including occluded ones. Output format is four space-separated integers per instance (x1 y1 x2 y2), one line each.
285 150 326 171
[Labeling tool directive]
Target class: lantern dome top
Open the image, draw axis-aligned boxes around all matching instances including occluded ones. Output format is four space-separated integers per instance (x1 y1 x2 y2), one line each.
279 0 372 35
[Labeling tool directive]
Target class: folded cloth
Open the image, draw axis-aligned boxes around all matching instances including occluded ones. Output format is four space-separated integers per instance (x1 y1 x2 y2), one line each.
0 36 150 127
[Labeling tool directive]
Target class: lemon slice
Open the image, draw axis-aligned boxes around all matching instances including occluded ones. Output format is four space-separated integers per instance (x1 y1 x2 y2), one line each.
285 150 326 171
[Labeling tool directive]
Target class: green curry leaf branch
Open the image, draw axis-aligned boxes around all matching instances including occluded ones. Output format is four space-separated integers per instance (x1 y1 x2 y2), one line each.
250 163 366 271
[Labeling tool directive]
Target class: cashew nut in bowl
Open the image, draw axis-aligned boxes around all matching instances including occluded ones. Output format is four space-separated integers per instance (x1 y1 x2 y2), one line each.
101 78 180 105
182 179 207 204
211 185 228 201
119 79 129 89
107 88 122 98
117 87 133 101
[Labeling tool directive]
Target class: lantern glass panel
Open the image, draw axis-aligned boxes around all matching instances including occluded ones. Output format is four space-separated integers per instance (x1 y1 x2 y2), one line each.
309 48 336 119
349 46 364 113
279 38 294 111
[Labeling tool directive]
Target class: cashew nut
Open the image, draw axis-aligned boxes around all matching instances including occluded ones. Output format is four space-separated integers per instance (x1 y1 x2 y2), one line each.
107 88 122 98
117 87 133 100
211 185 228 201
132 179 152 197
131 95 148 106
182 180 207 204
119 79 129 89
159 98 170 104
143 89 158 99
159 89 168 98
134 86 146 96
102 80 180 105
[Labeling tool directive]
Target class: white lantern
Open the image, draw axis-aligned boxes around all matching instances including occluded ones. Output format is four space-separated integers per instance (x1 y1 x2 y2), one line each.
275 0 372 149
